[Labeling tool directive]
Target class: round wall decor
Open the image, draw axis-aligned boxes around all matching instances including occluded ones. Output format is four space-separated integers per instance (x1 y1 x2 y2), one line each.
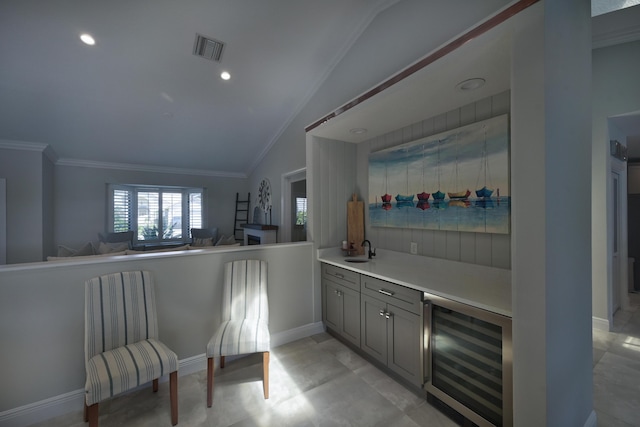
258 178 271 212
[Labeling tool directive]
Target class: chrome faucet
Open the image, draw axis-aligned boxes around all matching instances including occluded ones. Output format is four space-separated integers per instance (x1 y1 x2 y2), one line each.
361 240 376 259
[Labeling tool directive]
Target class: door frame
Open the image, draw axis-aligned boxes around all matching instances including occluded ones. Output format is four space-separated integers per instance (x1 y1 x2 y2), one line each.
610 159 630 318
280 168 306 243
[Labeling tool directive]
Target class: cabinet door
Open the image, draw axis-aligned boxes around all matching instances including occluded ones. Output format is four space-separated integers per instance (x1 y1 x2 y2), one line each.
361 294 387 365
323 280 342 332
387 303 423 386
340 285 361 347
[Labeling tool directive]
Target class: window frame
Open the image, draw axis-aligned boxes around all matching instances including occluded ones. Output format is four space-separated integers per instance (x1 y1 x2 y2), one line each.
107 184 205 245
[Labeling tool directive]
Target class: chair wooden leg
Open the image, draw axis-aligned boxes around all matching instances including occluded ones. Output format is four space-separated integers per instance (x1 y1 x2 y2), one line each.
153 378 159 392
263 351 269 399
207 357 214 407
86 402 99 427
220 355 225 369
170 371 178 426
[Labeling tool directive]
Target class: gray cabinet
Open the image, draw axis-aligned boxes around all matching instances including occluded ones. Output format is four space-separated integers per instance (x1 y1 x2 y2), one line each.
360 276 423 386
320 263 424 387
322 264 361 347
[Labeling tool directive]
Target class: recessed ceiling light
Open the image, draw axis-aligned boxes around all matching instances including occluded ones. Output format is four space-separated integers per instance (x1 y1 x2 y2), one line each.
80 33 95 46
220 71 231 80
350 128 367 134
456 78 485 91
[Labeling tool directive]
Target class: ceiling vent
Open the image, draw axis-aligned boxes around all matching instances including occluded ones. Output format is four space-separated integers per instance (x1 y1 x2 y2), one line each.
193 34 224 62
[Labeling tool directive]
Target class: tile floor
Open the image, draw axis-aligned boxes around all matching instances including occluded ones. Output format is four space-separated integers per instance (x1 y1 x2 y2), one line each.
33 294 640 427
593 292 640 427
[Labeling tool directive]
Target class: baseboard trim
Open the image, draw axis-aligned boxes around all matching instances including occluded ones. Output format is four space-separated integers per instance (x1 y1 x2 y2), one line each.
0 389 83 427
592 316 610 331
583 409 597 427
272 321 325 347
0 322 325 427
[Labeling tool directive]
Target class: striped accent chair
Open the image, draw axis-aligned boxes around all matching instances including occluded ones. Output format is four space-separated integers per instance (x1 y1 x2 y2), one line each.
206 259 270 407
84 271 178 426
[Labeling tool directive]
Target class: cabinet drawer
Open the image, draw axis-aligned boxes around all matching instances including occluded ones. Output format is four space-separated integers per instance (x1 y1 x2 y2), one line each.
361 275 422 314
322 264 360 292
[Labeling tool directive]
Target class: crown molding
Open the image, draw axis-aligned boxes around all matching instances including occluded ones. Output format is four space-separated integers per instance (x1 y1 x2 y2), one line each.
0 139 48 152
592 5 640 49
55 158 247 179
0 139 58 163
592 24 640 49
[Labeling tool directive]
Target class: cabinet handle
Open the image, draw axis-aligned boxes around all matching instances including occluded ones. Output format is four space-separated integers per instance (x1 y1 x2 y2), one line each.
378 289 395 296
385 311 392 319
335 273 345 279
379 309 385 316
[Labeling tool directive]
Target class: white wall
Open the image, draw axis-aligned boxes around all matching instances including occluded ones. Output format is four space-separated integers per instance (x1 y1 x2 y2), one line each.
0 242 316 418
510 2 593 426
592 39 640 326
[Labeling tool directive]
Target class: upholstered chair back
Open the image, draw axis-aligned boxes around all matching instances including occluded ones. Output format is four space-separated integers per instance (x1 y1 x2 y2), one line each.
84 271 159 361
221 259 268 322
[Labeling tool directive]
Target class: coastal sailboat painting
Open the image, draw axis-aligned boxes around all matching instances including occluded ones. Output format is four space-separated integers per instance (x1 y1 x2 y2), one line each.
368 114 509 234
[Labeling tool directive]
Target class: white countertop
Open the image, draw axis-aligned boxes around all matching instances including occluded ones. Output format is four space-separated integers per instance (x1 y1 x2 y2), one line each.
318 247 512 317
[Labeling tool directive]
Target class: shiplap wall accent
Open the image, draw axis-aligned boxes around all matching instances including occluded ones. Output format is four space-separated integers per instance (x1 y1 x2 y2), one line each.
310 136 358 250
357 91 511 269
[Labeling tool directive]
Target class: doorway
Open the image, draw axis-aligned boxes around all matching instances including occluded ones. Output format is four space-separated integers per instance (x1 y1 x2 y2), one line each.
291 180 307 242
281 168 306 243
612 170 621 314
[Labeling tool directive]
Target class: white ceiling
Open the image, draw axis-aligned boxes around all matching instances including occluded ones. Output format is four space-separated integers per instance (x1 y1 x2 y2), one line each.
2 1 640 176
314 3 640 151
0 0 399 176
308 20 513 143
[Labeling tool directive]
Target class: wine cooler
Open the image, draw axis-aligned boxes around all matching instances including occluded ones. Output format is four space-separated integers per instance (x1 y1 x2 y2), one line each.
423 293 512 427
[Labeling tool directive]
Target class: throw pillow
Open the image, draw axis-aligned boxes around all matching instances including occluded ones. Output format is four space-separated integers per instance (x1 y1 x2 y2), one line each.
75 242 95 256
192 237 214 247
57 242 96 257
57 245 76 257
215 234 238 246
98 241 130 254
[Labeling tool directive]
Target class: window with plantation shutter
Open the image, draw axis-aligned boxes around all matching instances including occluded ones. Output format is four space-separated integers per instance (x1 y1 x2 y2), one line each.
107 184 204 245
295 197 307 226
113 189 132 232
189 192 202 230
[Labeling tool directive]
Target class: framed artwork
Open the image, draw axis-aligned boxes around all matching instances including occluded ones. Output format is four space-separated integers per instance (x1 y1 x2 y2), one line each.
368 114 510 234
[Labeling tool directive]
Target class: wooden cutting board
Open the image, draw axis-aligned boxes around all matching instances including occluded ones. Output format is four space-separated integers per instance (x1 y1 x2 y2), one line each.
347 193 365 255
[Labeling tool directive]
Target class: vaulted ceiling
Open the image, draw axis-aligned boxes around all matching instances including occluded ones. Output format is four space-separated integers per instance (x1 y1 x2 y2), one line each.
2 1 640 176
0 0 402 176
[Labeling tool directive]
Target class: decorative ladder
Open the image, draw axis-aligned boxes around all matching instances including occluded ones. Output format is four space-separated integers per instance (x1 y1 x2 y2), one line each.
233 193 250 242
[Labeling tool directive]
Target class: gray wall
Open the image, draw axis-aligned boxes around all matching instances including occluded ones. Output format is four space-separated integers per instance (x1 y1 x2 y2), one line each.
1 143 248 264
357 91 511 269
0 242 315 412
0 146 47 264
54 164 248 253
42 155 54 261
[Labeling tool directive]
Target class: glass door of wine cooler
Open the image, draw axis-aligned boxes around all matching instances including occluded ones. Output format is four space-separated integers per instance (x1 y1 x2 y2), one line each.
424 294 512 427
